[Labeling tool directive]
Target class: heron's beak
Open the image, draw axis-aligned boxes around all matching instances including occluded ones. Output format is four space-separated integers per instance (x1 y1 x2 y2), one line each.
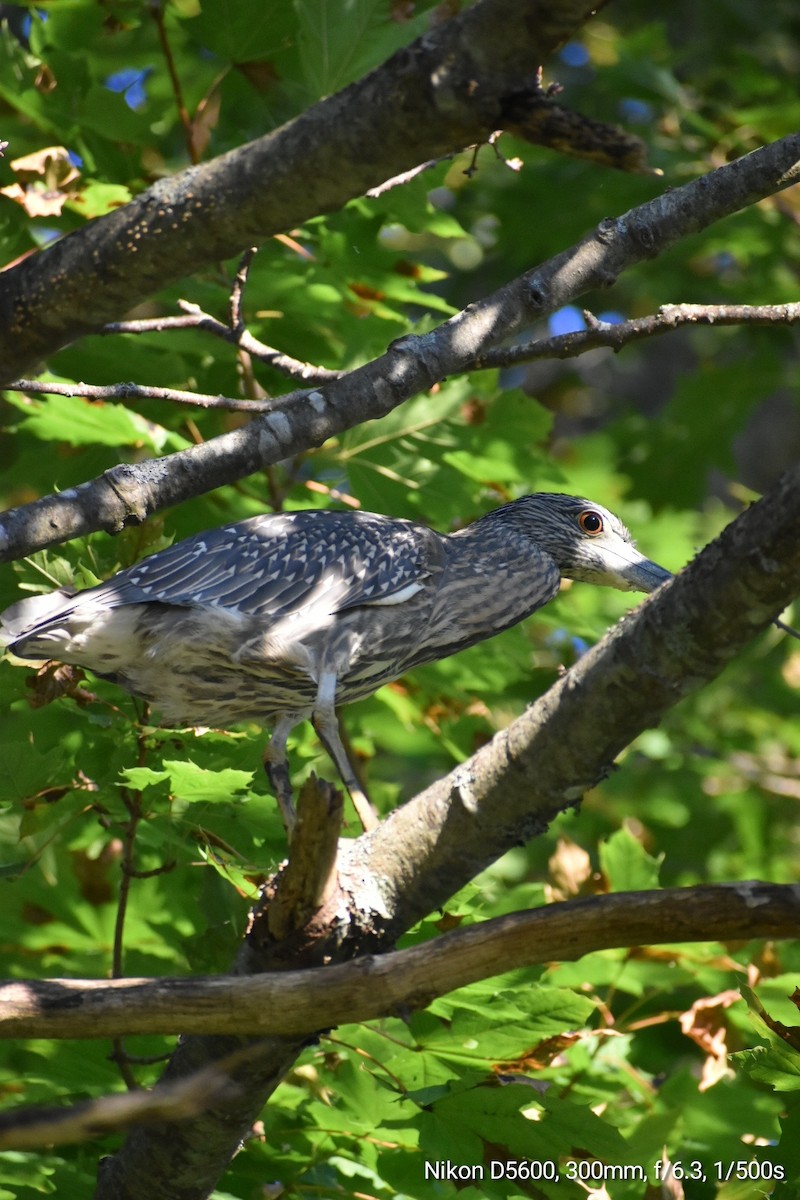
582 538 673 594
616 555 673 594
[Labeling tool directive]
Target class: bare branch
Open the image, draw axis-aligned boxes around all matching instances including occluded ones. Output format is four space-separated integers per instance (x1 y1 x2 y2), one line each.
1 883 796 1044
101 301 344 384
228 246 258 333
473 301 800 367
101 315 205 334
17 296 799 439
504 94 648 172
172 300 345 383
366 157 447 197
0 1047 261 1150
7 378 272 413
50 296 797 433
3 133 800 566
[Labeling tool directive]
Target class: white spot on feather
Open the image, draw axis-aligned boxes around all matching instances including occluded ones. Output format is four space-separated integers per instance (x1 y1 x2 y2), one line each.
364 581 424 605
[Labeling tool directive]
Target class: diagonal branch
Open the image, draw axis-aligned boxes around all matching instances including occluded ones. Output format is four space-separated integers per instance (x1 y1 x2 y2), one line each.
3 132 800 565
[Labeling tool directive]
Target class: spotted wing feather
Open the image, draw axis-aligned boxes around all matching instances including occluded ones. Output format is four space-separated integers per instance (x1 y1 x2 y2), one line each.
4 510 440 657
114 511 435 613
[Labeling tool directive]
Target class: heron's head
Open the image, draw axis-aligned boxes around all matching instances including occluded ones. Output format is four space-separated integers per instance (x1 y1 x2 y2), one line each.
514 493 672 593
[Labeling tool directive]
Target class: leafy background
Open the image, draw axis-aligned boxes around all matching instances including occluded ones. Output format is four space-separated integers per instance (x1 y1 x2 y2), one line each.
1 1 800 1197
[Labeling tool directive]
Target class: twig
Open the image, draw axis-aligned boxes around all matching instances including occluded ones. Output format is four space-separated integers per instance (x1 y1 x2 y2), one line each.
151 1 197 165
366 158 445 197
111 788 142 1091
110 723 150 1091
97 246 340 387
774 615 800 641
102 303 344 385
101 315 204 334
7 378 272 413
23 298 797 461
230 246 258 333
228 248 273 410
470 301 800 368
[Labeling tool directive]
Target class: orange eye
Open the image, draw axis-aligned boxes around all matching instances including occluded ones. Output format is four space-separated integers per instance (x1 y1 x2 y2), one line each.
578 509 604 536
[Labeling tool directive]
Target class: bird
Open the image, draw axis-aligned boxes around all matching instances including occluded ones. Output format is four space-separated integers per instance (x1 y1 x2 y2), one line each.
1 493 671 834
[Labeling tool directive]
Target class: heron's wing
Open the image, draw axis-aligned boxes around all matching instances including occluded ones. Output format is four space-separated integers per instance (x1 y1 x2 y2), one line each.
0 588 76 646
78 511 440 619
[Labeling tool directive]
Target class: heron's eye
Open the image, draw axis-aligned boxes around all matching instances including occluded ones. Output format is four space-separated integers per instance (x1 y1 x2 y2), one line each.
578 510 604 536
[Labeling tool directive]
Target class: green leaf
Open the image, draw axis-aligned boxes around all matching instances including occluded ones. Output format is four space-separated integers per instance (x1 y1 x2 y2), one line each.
599 827 663 891
4 391 188 453
119 760 255 804
117 766 171 791
735 1043 800 1092
68 181 132 218
295 0 434 97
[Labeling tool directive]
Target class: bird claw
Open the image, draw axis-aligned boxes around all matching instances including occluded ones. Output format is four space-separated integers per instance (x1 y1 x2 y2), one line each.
263 756 297 837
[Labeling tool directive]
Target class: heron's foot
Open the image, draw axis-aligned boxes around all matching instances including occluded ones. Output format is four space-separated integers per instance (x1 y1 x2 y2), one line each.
311 704 379 833
348 783 379 834
263 753 296 837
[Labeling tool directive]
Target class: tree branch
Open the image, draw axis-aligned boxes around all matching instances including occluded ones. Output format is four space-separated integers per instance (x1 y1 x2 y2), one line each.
1 883 796 1045
3 132 800 565
12 299 799 432
0 1053 251 1150
472 301 800 367
0 0 606 384
7 378 272 413
104 299 347 384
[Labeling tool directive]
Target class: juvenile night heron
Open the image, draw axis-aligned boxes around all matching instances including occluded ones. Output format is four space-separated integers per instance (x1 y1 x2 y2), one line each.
1 494 670 831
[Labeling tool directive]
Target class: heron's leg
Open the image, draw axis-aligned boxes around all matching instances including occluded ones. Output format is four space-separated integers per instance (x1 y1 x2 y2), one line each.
263 714 300 836
312 669 379 833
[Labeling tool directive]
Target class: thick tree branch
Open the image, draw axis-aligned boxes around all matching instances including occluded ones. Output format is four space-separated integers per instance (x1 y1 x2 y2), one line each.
0 883 796 1044
93 466 800 1199
2 132 800 565
0 0 606 384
